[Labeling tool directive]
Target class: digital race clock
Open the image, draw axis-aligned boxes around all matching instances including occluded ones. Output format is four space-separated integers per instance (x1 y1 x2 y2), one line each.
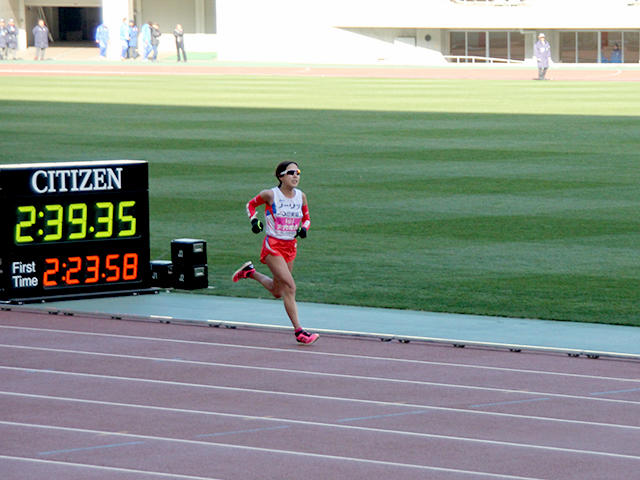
0 160 152 303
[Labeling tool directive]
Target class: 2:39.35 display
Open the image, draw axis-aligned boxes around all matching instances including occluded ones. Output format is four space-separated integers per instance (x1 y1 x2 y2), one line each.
14 201 137 244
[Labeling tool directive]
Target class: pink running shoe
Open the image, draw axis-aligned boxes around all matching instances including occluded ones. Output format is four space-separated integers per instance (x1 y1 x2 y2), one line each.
295 329 319 345
232 261 255 282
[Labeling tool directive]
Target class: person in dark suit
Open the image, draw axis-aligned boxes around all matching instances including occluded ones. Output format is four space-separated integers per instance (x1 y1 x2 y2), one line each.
150 23 161 61
173 24 187 62
32 19 49 60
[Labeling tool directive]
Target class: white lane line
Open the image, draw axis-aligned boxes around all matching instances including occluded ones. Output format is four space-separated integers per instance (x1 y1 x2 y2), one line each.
591 387 640 396
3 390 640 459
38 440 145 456
0 421 606 478
0 68 224 76
1 345 638 406
469 398 550 408
1 369 639 431
0 455 221 480
1 325 638 384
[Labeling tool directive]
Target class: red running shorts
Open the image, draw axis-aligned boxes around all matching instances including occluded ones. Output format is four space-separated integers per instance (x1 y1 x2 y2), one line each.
260 236 297 264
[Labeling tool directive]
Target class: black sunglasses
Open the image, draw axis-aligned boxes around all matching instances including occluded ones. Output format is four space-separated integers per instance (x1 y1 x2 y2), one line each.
280 169 301 177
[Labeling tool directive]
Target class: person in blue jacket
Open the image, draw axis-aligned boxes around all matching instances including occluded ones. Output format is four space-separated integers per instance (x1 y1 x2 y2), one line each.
128 20 139 59
610 43 622 63
140 21 151 60
32 19 49 60
119 17 129 59
95 23 109 58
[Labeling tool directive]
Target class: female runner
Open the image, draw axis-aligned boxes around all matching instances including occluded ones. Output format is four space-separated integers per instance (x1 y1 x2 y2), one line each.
232 161 319 345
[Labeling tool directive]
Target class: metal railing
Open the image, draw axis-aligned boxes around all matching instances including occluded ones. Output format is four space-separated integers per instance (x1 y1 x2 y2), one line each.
444 55 525 64
450 0 527 5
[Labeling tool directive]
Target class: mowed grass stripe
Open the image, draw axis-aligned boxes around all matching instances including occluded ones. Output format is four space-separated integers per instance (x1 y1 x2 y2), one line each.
0 76 638 325
1 76 639 114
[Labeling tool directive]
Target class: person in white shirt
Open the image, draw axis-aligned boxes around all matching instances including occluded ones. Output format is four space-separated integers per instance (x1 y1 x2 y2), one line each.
534 33 551 80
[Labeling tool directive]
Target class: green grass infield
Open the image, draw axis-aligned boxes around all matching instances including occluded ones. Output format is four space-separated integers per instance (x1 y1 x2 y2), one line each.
1 75 638 326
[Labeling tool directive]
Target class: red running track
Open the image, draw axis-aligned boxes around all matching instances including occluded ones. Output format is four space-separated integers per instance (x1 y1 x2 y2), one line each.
2 62 640 82
1 309 639 480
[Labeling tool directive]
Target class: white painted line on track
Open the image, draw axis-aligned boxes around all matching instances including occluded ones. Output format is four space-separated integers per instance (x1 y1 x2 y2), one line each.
1 344 639 406
1 368 638 431
3 390 640 460
1 325 638 384
0 68 315 79
0 68 241 76
0 421 605 478
7 312 640 360
0 455 221 480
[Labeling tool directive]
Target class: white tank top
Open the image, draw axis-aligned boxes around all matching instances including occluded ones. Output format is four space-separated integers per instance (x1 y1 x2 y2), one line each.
265 187 303 240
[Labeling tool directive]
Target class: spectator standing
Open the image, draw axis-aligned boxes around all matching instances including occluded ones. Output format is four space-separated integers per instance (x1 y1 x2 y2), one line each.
534 33 551 80
119 17 129 59
150 23 161 61
128 20 139 59
95 23 109 58
32 19 49 61
610 43 622 63
0 19 7 60
173 24 187 62
140 21 151 60
6 18 17 60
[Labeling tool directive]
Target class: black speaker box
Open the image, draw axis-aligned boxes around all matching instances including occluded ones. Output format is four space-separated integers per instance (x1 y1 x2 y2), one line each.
150 260 174 288
175 264 208 290
171 238 207 267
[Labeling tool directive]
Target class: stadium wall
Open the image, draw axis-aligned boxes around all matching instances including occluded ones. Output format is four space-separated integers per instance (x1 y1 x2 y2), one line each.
216 0 640 65
2 0 640 64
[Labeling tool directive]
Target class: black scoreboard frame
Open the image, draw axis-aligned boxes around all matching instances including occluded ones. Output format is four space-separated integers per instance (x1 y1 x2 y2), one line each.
0 160 154 304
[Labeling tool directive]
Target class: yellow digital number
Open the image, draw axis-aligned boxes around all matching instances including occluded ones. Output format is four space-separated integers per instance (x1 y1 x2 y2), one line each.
68 203 88 240
43 204 63 241
95 202 114 238
118 201 137 237
15 206 36 243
